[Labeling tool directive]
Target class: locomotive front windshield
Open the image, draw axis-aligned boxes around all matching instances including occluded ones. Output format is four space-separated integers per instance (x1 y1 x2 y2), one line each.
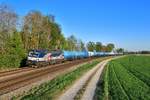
28 50 47 58
28 51 39 57
51 50 63 57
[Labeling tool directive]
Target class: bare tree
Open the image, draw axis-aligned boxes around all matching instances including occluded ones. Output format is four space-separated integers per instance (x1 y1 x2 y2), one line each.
21 11 56 50
22 11 44 50
76 39 85 51
67 35 77 51
0 3 17 52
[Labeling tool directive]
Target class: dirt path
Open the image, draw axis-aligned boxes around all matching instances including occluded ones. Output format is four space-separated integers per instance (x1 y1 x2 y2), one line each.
57 58 112 100
81 60 109 100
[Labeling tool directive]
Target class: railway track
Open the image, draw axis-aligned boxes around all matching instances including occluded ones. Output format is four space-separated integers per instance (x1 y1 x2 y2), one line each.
0 57 101 96
0 58 90 78
0 67 34 77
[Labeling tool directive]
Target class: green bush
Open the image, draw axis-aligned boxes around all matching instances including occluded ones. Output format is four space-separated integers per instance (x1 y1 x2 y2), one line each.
0 32 26 69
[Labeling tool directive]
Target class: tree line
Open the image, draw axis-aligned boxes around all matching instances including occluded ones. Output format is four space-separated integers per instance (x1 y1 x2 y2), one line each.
0 4 117 68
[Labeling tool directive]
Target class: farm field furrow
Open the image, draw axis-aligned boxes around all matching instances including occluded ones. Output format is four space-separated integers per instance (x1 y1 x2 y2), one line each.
120 63 150 86
112 61 150 100
117 56 150 86
120 56 150 77
110 63 129 100
94 56 150 100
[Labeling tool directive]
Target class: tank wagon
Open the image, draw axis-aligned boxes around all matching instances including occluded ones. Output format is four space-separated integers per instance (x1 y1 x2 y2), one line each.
63 51 88 60
27 49 118 67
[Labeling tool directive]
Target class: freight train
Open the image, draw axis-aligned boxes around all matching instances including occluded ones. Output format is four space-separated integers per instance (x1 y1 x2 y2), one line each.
26 49 118 67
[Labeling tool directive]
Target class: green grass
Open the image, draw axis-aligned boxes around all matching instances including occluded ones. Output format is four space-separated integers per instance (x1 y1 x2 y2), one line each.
17 59 103 100
95 55 150 100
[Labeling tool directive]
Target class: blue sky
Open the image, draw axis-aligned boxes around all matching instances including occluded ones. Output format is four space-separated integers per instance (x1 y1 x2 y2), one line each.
1 0 150 51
